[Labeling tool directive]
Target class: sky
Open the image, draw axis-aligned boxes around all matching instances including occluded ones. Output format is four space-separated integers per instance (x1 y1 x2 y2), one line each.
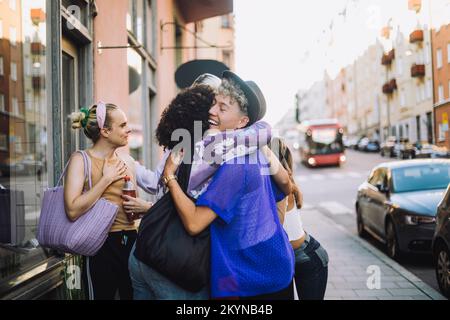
233 0 450 126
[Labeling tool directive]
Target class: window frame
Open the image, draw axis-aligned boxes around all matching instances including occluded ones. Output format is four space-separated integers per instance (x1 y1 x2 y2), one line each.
437 48 443 69
0 0 95 300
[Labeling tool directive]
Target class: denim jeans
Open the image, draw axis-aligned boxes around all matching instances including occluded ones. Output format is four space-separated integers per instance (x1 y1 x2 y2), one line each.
128 244 209 300
294 234 329 300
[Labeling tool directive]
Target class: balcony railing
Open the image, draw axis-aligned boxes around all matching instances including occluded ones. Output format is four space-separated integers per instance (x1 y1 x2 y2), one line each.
410 30 424 43
31 42 44 55
381 49 395 66
382 79 397 95
411 64 425 77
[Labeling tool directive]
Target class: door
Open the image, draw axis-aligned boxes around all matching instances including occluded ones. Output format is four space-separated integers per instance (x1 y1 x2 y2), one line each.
61 37 80 165
365 168 386 234
369 168 389 236
359 169 378 230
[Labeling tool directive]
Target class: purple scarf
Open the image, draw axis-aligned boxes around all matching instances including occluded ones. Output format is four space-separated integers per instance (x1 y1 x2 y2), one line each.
188 121 272 198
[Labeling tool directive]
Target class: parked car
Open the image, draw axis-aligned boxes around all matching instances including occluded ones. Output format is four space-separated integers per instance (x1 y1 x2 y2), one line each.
395 138 416 159
344 136 359 149
355 159 450 260
430 145 450 159
414 143 450 159
414 143 435 159
380 136 397 157
365 140 380 152
351 136 367 150
357 137 370 151
356 138 380 152
432 184 450 298
0 161 25 177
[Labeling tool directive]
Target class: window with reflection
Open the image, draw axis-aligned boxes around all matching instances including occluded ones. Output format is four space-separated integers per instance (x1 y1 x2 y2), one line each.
145 0 154 53
0 0 50 283
127 0 144 44
127 48 143 164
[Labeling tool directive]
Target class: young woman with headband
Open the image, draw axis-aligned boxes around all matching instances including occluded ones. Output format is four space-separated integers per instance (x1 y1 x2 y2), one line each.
66 101 139 300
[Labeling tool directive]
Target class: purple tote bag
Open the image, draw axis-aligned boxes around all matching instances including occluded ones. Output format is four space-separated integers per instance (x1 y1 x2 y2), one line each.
37 150 118 256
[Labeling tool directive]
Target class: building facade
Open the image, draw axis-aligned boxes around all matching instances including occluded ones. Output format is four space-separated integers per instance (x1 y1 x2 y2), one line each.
433 23 450 148
293 0 445 145
379 26 434 144
296 74 329 123
325 68 348 132
194 14 235 70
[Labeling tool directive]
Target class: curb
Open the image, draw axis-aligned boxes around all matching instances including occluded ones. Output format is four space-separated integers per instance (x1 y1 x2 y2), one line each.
316 210 447 300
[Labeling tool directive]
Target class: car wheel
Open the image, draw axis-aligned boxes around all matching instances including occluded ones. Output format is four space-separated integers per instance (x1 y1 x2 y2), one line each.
356 206 368 238
386 220 402 260
435 243 450 298
381 150 385 157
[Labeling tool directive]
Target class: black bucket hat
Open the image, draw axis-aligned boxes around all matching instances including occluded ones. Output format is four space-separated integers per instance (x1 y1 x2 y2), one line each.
222 71 267 125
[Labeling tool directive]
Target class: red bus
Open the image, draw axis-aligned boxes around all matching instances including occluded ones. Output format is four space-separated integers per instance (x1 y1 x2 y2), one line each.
298 119 346 167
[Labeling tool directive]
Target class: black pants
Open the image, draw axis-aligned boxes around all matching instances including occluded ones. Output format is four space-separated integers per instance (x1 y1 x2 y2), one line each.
243 281 294 300
83 230 137 300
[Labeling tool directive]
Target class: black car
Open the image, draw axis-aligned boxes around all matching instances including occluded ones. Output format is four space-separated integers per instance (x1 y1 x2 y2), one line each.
356 159 450 260
432 184 450 298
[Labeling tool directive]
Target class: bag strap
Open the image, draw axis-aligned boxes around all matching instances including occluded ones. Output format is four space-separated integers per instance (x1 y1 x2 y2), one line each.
55 159 72 187
78 150 93 190
177 154 193 192
55 150 92 189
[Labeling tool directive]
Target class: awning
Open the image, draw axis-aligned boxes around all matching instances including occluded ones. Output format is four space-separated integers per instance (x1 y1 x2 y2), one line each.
176 0 233 23
175 59 230 88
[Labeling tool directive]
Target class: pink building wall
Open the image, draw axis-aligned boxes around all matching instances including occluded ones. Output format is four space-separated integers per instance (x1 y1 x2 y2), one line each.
93 0 129 111
156 0 197 118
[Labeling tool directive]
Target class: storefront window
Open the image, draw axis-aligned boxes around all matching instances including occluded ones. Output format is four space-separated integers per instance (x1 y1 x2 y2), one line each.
145 0 154 54
127 0 144 44
0 0 50 283
127 48 144 164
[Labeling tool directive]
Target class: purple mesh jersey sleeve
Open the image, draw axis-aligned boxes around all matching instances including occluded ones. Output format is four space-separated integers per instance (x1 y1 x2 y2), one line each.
196 162 246 224
135 150 169 195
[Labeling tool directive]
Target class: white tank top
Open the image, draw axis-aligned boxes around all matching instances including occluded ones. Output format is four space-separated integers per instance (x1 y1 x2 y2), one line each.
283 205 305 241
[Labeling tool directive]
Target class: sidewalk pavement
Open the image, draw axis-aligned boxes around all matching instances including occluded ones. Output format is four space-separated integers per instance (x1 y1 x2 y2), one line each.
300 208 447 300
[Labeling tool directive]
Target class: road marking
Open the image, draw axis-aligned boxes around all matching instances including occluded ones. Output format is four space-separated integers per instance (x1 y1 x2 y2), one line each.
296 172 369 182
318 201 353 215
301 202 315 210
329 173 344 179
347 172 363 178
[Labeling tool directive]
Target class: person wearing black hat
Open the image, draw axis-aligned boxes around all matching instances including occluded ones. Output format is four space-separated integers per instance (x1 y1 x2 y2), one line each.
163 71 296 300
127 73 275 300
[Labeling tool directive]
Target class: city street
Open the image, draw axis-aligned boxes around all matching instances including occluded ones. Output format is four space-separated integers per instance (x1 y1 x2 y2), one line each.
292 148 446 299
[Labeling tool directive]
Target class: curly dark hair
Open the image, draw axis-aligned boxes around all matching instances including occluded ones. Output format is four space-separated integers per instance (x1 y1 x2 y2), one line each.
156 85 215 150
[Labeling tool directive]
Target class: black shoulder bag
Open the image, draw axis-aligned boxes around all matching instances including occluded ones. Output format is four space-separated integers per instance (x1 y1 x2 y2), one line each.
134 161 210 293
